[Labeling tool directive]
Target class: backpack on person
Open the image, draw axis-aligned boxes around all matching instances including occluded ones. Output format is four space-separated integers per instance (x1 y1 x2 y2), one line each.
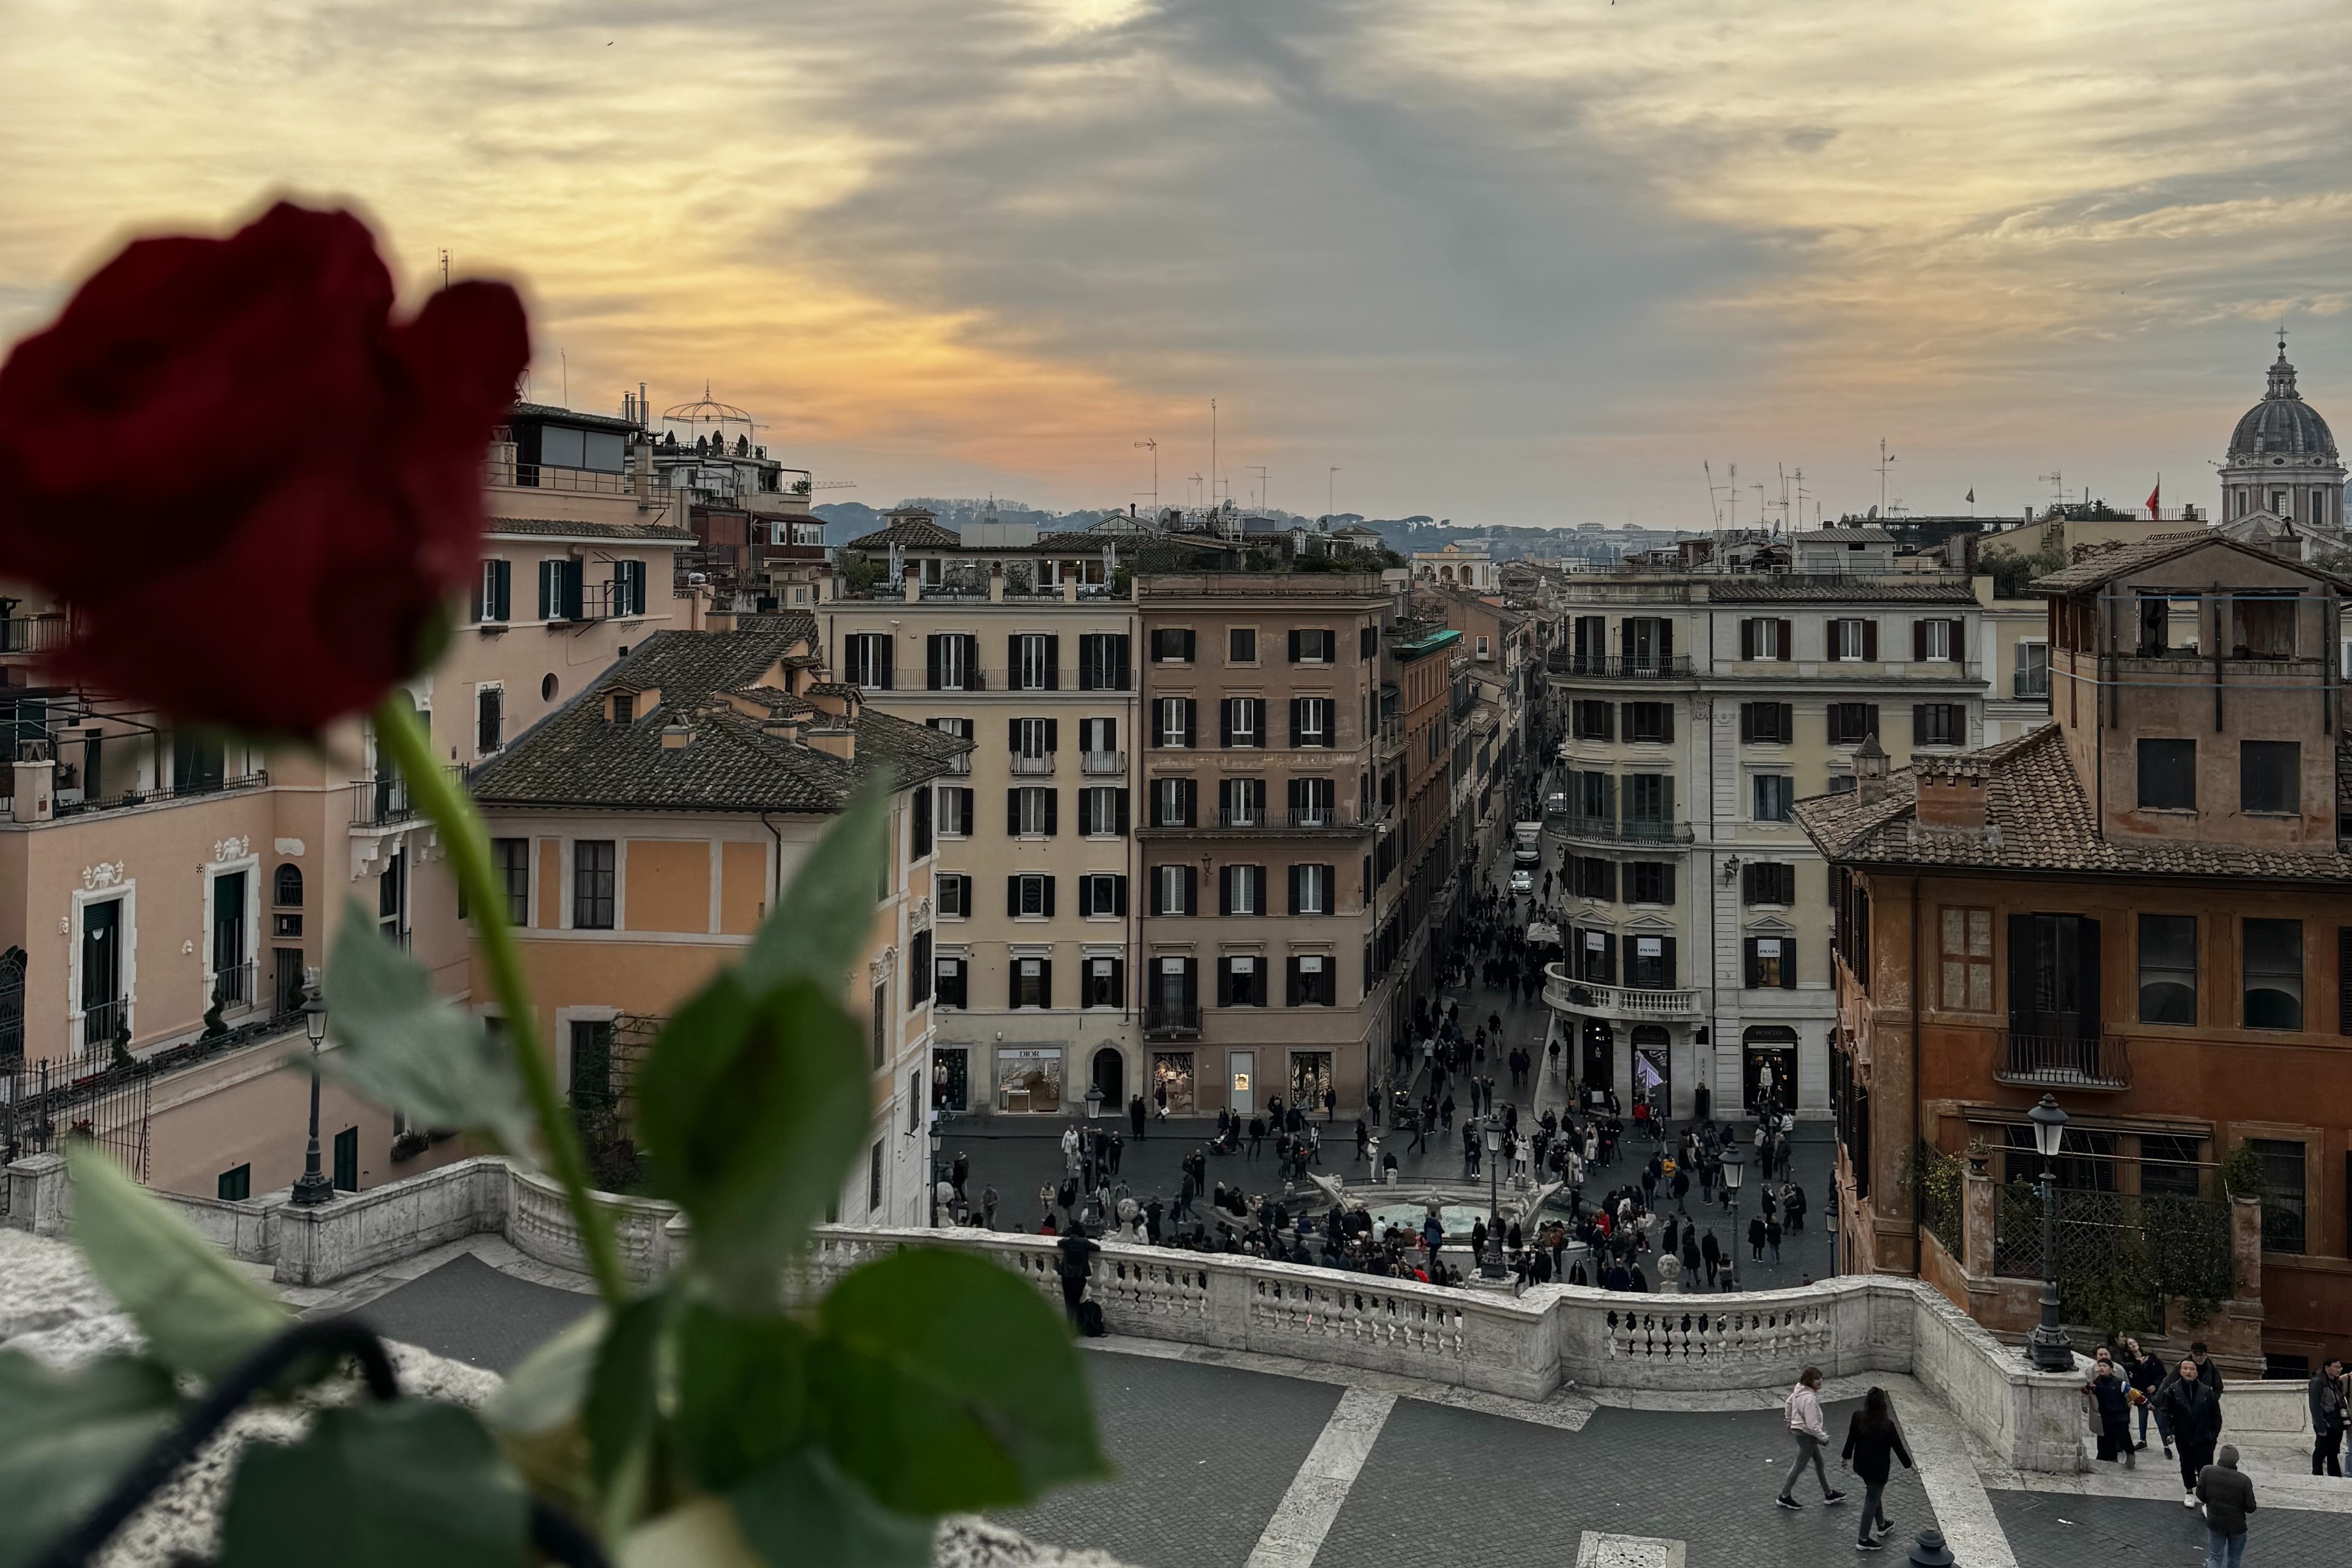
1077 1299 1106 1338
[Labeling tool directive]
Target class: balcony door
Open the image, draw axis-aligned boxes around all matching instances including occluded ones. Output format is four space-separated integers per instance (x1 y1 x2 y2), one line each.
2007 913 2100 1043
209 870 249 1008
80 898 123 1047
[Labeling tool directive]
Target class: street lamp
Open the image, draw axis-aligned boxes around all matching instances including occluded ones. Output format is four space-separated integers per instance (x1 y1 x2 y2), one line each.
290 986 334 1207
928 1121 946 1228
2027 1093 2074 1371
1721 1141 1745 1216
1481 1118 1505 1279
1084 1084 1104 1121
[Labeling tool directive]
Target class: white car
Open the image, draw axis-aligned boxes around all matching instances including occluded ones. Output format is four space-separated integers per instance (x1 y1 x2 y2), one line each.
1509 869 1534 895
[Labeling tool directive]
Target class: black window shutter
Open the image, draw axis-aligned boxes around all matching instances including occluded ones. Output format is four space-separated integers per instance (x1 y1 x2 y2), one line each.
1077 635 1096 691
1219 866 1233 916
1289 698 1303 746
1660 704 1673 744
1044 790 1058 836
1862 620 1878 661
962 635 981 687
1781 937 1797 990
1913 620 1928 662
1912 704 1928 745
927 635 943 690
1658 865 1674 906
1777 620 1793 661
1659 620 1673 662
1600 860 1618 902
1740 704 1755 744
470 571 484 624
1180 629 1196 662
1740 620 1755 660
1044 634 1060 690
1046 718 1059 753
1042 876 1056 918
2006 914 2034 1033
1006 788 1020 834
1221 699 1234 747
1114 634 1131 688
1182 865 1196 911
1115 789 1131 835
1744 938 1760 987
1181 778 1196 827
1007 876 1020 918
1741 863 1757 903
1288 629 1302 663
1114 874 1129 916
2078 918 2101 1036
1601 703 1615 742
1184 698 1197 746
1007 717 1019 752
1288 864 1302 914
1865 704 1880 740
2340 928 2352 1036
1778 703 1794 740
1660 937 1676 986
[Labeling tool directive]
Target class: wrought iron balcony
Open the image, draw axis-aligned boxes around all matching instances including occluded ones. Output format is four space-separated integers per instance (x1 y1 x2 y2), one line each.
1080 749 1125 776
0 615 69 655
1144 1004 1202 1039
1992 1030 2130 1090
1548 813 1692 846
2011 669 2050 701
1138 805 1366 834
1545 653 1695 680
1009 753 1055 777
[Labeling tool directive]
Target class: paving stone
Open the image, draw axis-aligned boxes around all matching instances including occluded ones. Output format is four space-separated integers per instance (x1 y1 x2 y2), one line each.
1992 1487 2342 1568
346 1251 597 1372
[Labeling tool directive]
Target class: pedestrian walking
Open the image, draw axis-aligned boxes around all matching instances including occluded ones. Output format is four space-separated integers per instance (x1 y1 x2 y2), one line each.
1766 1214 1784 1265
1749 1213 1767 1262
1702 1227 1721 1286
1838 1385 1912 1550
2311 1356 2348 1477
2084 1348 2137 1467
1055 1222 1099 1330
2157 1357 2225 1504
1129 1093 1147 1139
1038 1182 1055 1226
981 1183 998 1229
1775 1366 1846 1510
2122 1336 2164 1453
2195 1445 2255 1568
950 1150 970 1199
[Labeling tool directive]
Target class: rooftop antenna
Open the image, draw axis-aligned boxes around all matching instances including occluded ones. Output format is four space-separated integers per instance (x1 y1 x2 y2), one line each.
1703 461 1726 529
1792 467 1807 532
1877 439 1897 518
560 349 568 410
1751 480 1767 535
1210 399 1219 510
1727 462 1740 531
1328 467 1340 526
439 248 450 290
2038 470 2064 511
1248 466 1268 514
1133 437 1158 515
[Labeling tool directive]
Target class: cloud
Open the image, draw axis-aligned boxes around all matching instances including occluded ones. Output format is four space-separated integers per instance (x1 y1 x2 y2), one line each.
3 0 2351 522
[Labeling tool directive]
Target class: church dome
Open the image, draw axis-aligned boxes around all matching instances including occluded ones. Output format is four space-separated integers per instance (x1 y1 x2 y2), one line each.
2228 341 2337 461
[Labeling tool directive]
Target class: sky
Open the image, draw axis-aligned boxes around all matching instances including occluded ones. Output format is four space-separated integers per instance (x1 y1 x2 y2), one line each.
4 0 2351 528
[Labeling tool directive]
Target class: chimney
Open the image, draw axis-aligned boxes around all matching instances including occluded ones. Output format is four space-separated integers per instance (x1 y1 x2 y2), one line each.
1915 762 1986 830
807 726 857 761
1062 574 1079 604
903 565 922 603
660 725 695 750
989 562 1005 603
11 756 53 823
1853 733 1890 805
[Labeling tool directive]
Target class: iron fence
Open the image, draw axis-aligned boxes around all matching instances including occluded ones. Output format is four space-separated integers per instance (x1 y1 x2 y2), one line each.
1993 1183 2236 1333
2 1058 153 1183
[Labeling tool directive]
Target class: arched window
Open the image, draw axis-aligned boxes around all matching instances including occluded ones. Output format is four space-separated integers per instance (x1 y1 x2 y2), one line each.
274 864 304 908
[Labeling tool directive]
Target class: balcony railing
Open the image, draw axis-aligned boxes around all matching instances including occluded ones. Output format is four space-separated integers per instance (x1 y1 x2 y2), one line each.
2011 669 2051 700
75 996 129 1054
1144 1004 1202 1038
1541 965 1704 1020
1165 805 1365 833
353 766 470 829
50 771 270 820
1009 753 1055 777
0 615 69 655
207 960 257 1011
1545 654 1695 679
1080 750 1125 776
1547 813 1693 845
510 462 630 495
1992 1030 2130 1090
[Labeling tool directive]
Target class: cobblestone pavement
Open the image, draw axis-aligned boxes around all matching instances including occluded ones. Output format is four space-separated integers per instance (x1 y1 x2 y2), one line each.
1994 1487 2344 1567
344 1251 594 1372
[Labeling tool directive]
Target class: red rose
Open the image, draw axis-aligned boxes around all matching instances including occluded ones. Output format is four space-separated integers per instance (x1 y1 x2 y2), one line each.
0 202 529 734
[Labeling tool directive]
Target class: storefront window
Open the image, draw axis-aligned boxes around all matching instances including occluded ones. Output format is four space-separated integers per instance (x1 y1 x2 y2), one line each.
1289 1051 1333 1105
1152 1052 1195 1113
995 1047 1063 1112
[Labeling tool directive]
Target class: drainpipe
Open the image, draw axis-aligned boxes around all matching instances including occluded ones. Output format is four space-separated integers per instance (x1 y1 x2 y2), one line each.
1909 871 1923 1278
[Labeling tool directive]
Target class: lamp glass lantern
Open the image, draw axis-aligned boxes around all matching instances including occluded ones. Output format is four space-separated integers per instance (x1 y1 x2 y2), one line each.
2028 1093 2068 1163
1721 1143 1746 1193
1483 1122 1501 1155
1084 1084 1104 1120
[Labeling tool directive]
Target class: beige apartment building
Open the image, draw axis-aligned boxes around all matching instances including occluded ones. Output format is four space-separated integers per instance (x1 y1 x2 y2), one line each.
467 614 968 1227
1134 571 1395 1118
1542 573 1989 1123
820 568 1142 1122
1 402 691 1203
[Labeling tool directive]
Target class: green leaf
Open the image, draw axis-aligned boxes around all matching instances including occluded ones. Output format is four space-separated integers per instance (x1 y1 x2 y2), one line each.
812 1248 1107 1513
728 1447 933 1568
318 896 537 1157
66 1143 289 1382
0 1351 180 1568
585 1290 668 1493
635 974 868 1302
217 1400 527 1568
674 1303 810 1491
737 782 891 1001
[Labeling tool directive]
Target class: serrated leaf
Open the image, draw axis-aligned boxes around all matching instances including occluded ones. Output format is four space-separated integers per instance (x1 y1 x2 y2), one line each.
728 1447 933 1568
217 1400 527 1568
67 1143 289 1382
737 782 890 1002
674 1303 810 1491
812 1248 1107 1513
318 897 537 1157
0 1351 180 1568
636 974 868 1302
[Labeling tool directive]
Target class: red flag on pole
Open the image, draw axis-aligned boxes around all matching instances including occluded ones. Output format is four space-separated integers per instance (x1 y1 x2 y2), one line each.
2146 478 2160 518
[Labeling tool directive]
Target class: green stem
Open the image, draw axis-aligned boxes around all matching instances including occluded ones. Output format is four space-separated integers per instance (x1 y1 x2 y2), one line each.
374 695 629 1308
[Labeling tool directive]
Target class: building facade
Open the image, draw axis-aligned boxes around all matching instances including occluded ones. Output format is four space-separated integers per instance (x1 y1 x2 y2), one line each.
821 568 1142 1122
1541 575 1989 1123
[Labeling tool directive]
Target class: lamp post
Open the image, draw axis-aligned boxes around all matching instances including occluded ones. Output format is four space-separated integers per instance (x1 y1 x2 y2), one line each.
1721 1140 1745 1216
1084 1084 1104 1121
2027 1093 2074 1371
928 1121 945 1228
289 986 334 1207
1481 1118 1505 1278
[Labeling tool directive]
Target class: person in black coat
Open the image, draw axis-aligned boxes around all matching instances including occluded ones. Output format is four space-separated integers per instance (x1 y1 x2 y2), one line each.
1839 1386 1914 1548
1055 1223 1099 1329
2156 1357 2224 1500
